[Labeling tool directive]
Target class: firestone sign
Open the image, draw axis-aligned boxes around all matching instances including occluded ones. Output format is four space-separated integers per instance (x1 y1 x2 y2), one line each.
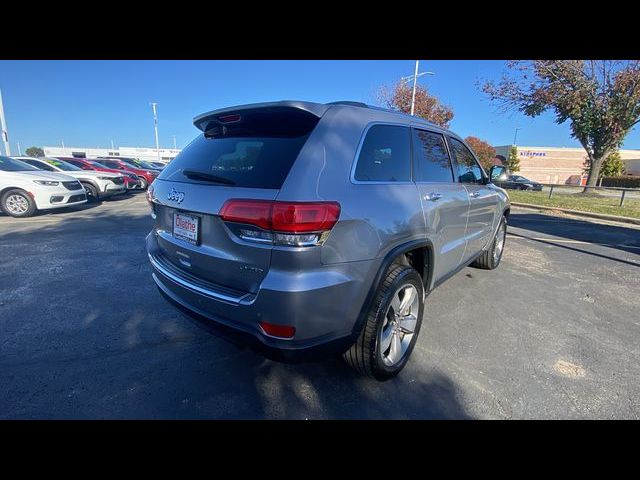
520 150 547 157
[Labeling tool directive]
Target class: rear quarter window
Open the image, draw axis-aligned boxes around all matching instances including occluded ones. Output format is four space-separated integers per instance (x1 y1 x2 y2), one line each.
354 124 411 182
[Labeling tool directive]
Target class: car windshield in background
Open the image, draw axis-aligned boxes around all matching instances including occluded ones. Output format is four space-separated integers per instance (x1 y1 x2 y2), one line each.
0 156 41 172
45 158 82 171
161 108 319 189
87 161 111 169
136 161 160 170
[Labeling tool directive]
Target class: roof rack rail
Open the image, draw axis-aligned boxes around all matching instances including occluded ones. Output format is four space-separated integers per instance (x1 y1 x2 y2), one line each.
325 101 369 108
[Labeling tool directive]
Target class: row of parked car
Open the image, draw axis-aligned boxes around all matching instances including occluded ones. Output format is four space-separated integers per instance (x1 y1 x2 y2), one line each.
0 155 166 217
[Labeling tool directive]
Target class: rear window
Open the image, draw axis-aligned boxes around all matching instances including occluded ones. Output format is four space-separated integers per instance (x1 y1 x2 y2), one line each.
161 108 320 189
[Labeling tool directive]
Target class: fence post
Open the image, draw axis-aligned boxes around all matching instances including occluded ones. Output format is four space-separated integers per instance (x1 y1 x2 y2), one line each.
620 190 626 207
548 184 554 199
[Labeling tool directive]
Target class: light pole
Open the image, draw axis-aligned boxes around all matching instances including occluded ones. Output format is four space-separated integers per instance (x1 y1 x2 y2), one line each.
61 139 65 154
150 102 160 162
0 88 11 156
171 135 177 150
17 140 21 155
513 127 522 146
401 61 435 116
111 139 115 150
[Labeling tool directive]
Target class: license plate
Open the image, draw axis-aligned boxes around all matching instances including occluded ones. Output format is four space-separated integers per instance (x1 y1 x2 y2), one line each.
173 212 200 245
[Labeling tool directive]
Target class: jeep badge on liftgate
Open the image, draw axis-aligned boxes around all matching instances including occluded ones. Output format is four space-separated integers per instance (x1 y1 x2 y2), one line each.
167 188 185 203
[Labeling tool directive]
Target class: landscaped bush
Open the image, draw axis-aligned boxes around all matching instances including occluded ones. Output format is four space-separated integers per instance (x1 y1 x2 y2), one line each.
601 176 640 188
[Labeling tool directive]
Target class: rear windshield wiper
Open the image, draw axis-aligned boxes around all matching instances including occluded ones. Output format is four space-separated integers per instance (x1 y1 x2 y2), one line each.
182 169 236 185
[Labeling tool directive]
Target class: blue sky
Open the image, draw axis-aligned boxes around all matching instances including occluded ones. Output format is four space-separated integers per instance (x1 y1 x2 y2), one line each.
1 60 639 152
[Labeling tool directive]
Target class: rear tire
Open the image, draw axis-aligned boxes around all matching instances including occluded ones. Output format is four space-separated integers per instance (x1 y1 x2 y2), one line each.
343 264 424 381
472 215 507 270
138 177 148 190
1 189 37 218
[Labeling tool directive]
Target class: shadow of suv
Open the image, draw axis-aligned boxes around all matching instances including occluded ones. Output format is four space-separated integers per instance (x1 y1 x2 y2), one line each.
146 100 510 380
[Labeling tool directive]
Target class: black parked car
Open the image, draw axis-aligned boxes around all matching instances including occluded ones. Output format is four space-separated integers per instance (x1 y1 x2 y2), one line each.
494 174 543 191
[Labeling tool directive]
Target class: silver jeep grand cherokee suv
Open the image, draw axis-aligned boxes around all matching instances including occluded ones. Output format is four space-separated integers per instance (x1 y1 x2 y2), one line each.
146 100 510 380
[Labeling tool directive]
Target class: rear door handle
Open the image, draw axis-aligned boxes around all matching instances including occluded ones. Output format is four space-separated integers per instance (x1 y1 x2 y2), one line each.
469 191 481 198
423 192 442 202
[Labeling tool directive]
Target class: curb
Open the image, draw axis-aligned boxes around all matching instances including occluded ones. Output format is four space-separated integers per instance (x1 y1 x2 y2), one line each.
511 202 640 226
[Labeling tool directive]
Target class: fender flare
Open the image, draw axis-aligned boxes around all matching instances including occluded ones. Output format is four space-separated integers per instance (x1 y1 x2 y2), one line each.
349 239 434 340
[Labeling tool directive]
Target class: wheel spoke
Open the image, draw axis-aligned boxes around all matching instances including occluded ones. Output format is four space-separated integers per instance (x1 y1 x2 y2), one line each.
380 325 394 353
388 332 402 364
398 286 416 315
390 293 402 316
398 314 417 334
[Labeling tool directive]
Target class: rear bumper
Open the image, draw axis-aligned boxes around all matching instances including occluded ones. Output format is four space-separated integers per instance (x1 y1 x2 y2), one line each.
146 231 374 361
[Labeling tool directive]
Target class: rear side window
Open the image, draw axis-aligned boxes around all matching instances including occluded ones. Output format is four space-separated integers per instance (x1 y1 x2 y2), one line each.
412 129 454 183
354 124 411 182
448 137 485 184
161 108 320 189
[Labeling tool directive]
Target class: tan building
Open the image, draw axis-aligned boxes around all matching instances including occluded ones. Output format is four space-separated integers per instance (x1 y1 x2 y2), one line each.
494 145 640 184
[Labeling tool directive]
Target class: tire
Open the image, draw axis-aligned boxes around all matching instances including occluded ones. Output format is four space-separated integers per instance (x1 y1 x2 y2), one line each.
82 183 99 202
472 215 507 270
1 189 37 218
343 264 424 381
138 177 148 190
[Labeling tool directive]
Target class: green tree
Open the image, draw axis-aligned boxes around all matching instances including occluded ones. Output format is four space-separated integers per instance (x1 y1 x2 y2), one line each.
600 151 625 178
25 146 44 157
507 145 520 172
464 136 496 172
481 61 640 191
378 81 454 128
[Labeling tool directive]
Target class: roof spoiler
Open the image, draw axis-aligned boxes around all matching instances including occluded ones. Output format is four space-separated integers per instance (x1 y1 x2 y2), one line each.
193 101 331 132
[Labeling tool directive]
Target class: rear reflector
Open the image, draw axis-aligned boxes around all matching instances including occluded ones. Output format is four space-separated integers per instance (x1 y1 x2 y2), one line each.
220 200 340 233
259 321 296 339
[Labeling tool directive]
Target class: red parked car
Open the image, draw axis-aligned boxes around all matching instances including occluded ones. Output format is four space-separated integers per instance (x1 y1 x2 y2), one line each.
57 157 142 190
59 157 140 190
94 158 158 190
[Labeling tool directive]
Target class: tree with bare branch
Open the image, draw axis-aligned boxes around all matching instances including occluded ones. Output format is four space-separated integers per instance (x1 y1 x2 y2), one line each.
481 60 640 191
378 81 454 128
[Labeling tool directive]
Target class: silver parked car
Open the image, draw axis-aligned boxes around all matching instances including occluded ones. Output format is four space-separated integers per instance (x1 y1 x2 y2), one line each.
146 101 510 380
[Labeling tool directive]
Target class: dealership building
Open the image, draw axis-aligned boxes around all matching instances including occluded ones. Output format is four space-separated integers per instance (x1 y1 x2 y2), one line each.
494 145 640 184
42 146 182 163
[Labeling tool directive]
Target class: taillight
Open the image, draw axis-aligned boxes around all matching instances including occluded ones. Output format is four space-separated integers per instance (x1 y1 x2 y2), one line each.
219 199 340 247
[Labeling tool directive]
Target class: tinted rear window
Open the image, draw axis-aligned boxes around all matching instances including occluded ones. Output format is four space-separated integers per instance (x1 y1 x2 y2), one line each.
161 108 319 189
354 124 411 182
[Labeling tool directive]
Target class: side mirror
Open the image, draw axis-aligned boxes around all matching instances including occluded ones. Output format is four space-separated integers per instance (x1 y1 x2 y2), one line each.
490 165 508 182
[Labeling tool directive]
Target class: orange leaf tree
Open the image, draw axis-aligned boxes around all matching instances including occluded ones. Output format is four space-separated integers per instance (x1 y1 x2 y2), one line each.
378 81 454 128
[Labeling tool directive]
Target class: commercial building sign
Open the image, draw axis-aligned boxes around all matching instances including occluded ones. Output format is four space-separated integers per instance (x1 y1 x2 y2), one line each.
520 150 547 157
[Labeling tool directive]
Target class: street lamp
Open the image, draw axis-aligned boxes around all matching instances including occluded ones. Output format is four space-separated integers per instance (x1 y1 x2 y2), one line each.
401 60 435 116
0 88 11 156
513 127 522 146
150 102 160 162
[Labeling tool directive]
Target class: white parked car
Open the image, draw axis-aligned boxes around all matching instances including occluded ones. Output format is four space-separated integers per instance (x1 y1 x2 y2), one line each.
14 156 127 202
0 156 87 217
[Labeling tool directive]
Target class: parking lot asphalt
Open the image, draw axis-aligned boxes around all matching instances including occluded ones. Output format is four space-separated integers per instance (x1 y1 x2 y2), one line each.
1 194 639 419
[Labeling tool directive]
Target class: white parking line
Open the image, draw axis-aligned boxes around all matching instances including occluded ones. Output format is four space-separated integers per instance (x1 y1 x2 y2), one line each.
506 234 640 250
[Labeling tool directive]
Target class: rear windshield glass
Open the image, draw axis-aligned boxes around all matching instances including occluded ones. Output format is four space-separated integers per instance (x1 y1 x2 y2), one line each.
160 108 319 189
